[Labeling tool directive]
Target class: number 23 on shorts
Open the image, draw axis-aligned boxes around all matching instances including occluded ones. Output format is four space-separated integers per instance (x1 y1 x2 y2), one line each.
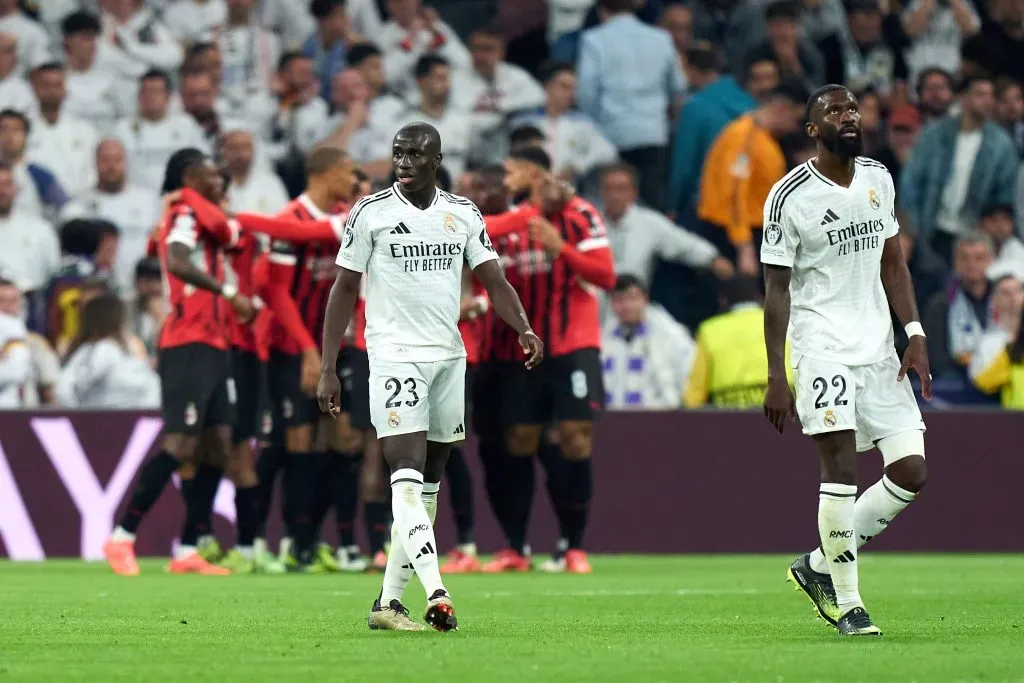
376 374 424 432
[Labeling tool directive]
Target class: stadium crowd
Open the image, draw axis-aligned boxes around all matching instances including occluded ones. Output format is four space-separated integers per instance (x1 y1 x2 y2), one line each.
1 0 1024 413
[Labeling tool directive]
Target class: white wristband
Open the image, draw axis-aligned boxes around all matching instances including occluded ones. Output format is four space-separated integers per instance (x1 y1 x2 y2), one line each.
905 321 925 338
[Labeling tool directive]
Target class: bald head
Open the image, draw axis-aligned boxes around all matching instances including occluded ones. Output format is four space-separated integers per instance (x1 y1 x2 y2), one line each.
96 138 127 192
396 122 441 153
221 129 254 177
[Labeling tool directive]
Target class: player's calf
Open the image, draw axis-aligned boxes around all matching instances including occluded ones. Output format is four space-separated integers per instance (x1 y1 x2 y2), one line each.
557 422 594 568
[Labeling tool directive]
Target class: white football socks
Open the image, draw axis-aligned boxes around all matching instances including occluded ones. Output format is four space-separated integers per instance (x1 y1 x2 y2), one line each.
380 473 446 602
810 475 917 574
817 483 862 614
422 481 439 525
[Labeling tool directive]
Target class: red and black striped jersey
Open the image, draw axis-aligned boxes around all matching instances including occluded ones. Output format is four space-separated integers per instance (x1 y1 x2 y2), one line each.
226 232 267 355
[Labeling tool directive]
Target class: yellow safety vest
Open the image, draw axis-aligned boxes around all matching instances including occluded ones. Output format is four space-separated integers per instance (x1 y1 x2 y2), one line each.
691 306 769 409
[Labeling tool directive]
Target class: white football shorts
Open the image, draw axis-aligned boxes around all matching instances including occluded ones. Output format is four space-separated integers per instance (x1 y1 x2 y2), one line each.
369 356 467 443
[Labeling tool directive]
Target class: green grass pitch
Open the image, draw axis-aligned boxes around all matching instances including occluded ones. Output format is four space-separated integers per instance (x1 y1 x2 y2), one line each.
1 554 1021 682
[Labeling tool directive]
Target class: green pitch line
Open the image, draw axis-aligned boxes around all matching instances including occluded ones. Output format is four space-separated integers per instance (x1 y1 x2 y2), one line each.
0 555 1021 682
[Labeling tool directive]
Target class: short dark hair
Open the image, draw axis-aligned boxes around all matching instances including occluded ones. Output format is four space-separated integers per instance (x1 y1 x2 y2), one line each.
742 50 779 82
59 219 118 257
347 42 382 67
161 147 208 194
415 54 449 79
278 51 310 72
509 124 545 147
61 10 101 37
916 66 953 96
135 257 161 280
961 73 995 94
306 145 348 176
684 42 721 74
765 0 801 22
599 162 640 188
31 61 65 77
844 0 880 14
470 23 504 41
353 167 369 183
0 277 15 289
477 163 505 181
508 145 551 171
310 0 345 19
597 0 636 13
613 274 647 295
718 276 761 306
805 83 848 120
0 109 29 134
539 59 574 84
981 203 1015 220
140 68 171 90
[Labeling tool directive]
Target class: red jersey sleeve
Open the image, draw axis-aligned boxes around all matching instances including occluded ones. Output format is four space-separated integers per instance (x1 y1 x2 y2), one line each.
558 201 617 290
179 189 240 248
265 240 318 352
485 205 536 239
236 213 342 244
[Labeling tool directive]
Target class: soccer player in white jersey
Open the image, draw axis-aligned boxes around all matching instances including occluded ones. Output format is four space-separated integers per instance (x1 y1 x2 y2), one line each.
317 122 543 632
761 85 932 637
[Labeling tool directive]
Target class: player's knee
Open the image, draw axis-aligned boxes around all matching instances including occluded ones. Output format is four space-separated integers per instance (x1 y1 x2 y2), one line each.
285 426 313 453
162 433 198 464
559 423 592 461
878 430 926 492
506 426 540 456
884 456 927 493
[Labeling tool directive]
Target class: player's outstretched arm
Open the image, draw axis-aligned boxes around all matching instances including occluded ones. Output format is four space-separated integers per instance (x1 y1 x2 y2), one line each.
881 236 932 399
763 264 796 433
166 243 254 322
473 259 543 369
317 267 362 416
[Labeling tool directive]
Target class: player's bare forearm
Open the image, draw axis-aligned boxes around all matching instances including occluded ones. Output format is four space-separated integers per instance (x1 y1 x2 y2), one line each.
167 243 224 293
473 260 531 334
763 264 792 380
320 268 362 373
880 235 920 326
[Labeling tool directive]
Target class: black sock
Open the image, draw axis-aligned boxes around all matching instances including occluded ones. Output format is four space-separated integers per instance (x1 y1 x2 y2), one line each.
194 464 223 539
309 452 335 535
477 436 513 542
445 446 475 546
504 454 535 556
179 476 200 547
363 501 390 554
537 440 569 541
119 450 180 534
287 454 317 562
235 485 260 547
282 453 299 540
255 444 284 538
562 458 593 550
333 452 361 548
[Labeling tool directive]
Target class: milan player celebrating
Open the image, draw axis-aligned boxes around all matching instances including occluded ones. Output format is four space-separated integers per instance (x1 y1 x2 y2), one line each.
762 85 930 636
318 122 542 632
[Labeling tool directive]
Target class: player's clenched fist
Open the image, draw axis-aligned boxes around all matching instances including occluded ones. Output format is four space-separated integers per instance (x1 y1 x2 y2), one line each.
317 370 342 417
763 376 796 434
519 331 544 369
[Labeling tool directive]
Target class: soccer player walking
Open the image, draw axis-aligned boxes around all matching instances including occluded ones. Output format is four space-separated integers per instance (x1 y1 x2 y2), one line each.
762 85 931 636
318 123 542 632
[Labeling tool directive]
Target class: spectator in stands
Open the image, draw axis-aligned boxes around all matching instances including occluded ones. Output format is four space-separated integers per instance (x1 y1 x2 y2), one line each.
669 43 756 220
455 25 545 168
577 0 686 209
509 123 546 155
0 277 58 406
969 273 1024 408
97 0 184 95
602 274 694 410
303 0 362 104
684 275 768 408
222 129 289 214
259 0 316 50
916 67 955 124
979 203 1024 282
697 84 803 276
163 0 227 44
659 2 694 69
179 68 247 150
548 0 594 48
216 0 281 121
0 108 67 219
114 70 207 193
902 0 979 87
61 11 123 137
731 0 848 50
922 231 998 403
128 256 164 360
742 1 825 95
0 161 58 296
0 0 49 75
377 0 471 100
742 52 782 100
0 276 32 408
321 67 372 155
964 0 1024 84
875 103 921 186
995 78 1024 155
817 0 909 102
27 61 99 198
60 139 160 293
689 0 748 66
855 88 883 156
511 61 617 188
56 291 159 408
900 76 1018 266
396 55 471 179
263 51 329 195
896 215 948 314
0 33 35 115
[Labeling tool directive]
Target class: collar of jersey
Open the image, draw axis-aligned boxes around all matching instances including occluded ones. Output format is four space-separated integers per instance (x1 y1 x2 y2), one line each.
298 193 330 220
392 183 439 211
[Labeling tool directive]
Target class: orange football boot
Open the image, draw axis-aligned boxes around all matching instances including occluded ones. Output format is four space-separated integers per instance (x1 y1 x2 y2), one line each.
103 539 140 576
167 552 231 575
565 549 592 574
481 548 530 573
440 550 480 573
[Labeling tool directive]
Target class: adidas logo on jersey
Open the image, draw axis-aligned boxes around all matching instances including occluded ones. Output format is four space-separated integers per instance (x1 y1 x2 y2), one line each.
820 209 840 225
453 424 464 435
390 222 412 234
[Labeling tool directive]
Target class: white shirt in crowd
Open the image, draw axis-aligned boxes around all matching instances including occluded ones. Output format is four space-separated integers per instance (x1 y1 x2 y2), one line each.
227 170 290 215
452 62 546 167
548 0 595 44
936 129 983 236
27 113 100 197
602 304 695 410
61 185 162 293
988 236 1024 283
260 0 315 50
0 11 51 75
0 210 59 292
321 94 406 164
395 106 472 179
64 56 126 136
56 337 161 409
378 19 471 100
0 312 32 408
0 70 37 116
12 160 61 219
337 185 498 363
164 0 227 43
114 113 208 192
21 331 60 407
513 110 618 180
96 8 184 85
259 97 330 162
760 159 899 367
903 0 979 87
215 23 280 119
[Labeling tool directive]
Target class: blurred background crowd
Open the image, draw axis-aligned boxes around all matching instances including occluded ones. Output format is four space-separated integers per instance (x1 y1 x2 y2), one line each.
0 0 1023 412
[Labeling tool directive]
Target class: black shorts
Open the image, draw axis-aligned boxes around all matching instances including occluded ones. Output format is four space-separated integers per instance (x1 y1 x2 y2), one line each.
265 350 318 429
337 346 371 431
471 360 510 438
159 343 235 435
230 348 264 445
501 349 604 427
